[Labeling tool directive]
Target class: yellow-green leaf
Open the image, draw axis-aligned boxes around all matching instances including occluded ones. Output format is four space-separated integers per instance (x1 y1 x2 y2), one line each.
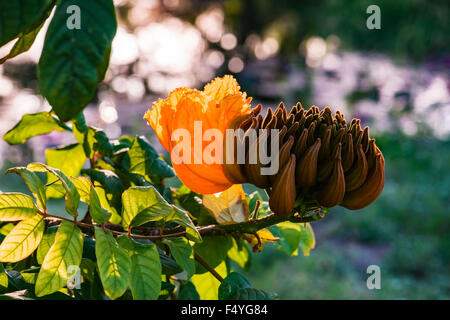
0 193 37 222
0 215 44 262
203 184 250 224
35 221 83 297
191 261 227 300
27 163 80 217
95 227 131 300
118 236 161 300
0 263 7 288
5 167 46 210
298 223 315 256
45 144 86 199
36 227 57 264
71 176 111 223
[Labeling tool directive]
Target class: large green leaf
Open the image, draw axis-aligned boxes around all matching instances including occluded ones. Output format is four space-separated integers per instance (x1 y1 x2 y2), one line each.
2 112 70 145
0 1 53 65
163 237 195 279
128 136 175 179
122 186 200 241
5 167 46 210
45 143 86 187
0 0 53 46
38 0 117 121
165 206 201 242
0 215 44 262
94 227 131 300
117 237 161 300
194 236 232 273
36 227 57 265
35 221 83 297
121 186 175 229
27 163 80 217
0 193 37 221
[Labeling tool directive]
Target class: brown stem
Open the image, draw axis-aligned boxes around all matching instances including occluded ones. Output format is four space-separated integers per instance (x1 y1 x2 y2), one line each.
38 209 323 241
194 252 224 282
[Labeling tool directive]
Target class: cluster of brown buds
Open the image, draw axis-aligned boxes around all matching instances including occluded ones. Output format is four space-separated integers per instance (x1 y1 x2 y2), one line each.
223 102 385 216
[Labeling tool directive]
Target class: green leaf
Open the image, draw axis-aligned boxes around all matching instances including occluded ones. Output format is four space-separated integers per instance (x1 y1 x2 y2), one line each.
27 163 80 217
0 193 37 221
231 287 278 300
81 168 123 194
121 186 174 228
218 272 277 300
35 221 83 297
45 144 87 197
128 136 174 179
94 227 131 300
270 222 315 256
38 0 117 121
122 186 200 241
71 176 111 223
117 237 161 300
218 272 251 300
83 127 114 158
0 0 53 46
21 267 40 285
0 263 7 288
298 223 315 256
178 281 200 300
227 237 251 271
194 236 232 273
0 5 51 64
159 252 183 276
36 227 57 265
2 112 70 145
191 261 227 300
5 167 46 210
0 215 44 262
271 222 302 256
163 237 195 279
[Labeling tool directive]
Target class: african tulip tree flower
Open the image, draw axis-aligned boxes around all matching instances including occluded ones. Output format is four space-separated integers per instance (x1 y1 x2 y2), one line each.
144 75 256 194
144 76 385 215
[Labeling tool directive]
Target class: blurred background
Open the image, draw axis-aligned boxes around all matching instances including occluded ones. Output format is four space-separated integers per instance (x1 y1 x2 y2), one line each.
0 0 449 299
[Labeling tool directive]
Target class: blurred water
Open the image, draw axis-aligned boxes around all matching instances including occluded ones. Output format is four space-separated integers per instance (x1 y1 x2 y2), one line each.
0 0 449 168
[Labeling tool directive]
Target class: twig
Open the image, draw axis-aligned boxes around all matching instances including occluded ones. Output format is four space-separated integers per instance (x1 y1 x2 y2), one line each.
194 252 224 282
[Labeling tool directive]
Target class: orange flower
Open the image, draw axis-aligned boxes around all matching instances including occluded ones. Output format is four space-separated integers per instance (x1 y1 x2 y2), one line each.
144 75 253 194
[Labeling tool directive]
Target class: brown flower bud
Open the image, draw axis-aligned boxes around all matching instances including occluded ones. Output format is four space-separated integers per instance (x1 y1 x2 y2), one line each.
344 144 368 191
269 154 296 216
229 102 385 214
296 138 321 187
340 152 385 210
316 156 346 208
